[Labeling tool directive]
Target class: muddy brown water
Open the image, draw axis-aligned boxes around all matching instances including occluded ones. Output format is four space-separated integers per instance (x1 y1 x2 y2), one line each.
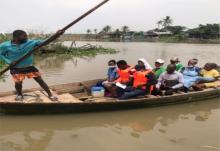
0 42 220 151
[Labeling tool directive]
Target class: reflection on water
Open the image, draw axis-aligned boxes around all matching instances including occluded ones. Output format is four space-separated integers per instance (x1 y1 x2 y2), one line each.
0 99 219 151
35 55 76 70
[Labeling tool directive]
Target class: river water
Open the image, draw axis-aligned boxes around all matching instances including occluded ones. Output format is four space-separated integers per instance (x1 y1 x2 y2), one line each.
0 42 220 151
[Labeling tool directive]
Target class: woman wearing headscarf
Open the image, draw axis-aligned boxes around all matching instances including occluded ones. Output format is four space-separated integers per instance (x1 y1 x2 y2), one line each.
138 58 152 70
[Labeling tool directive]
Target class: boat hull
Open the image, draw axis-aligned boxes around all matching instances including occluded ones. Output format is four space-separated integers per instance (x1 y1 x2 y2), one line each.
0 87 219 114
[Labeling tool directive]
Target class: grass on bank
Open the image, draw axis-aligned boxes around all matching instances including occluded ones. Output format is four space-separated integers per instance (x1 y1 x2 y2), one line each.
0 60 7 82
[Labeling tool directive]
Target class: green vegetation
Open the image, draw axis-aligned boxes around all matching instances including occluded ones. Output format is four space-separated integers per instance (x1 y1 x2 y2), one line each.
102 25 112 33
0 34 10 43
0 60 7 82
158 34 187 43
157 16 173 29
84 16 219 43
187 24 220 39
42 43 118 57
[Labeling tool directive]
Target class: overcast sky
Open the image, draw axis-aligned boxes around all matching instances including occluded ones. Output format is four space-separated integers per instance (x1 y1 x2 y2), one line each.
0 0 219 33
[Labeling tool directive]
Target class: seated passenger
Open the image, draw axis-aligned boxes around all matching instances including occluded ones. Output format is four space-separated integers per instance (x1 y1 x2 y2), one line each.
181 59 201 92
193 63 220 90
119 64 157 100
107 59 118 82
153 64 184 95
115 60 134 84
170 57 183 72
104 60 134 97
138 58 152 70
153 59 166 79
199 63 219 82
96 59 118 87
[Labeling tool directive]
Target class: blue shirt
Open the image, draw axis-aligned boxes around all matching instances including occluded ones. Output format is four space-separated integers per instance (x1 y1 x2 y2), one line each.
181 66 201 88
0 40 42 68
107 67 118 82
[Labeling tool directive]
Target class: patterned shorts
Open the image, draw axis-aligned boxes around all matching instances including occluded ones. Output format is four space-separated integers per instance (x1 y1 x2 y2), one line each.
10 66 41 82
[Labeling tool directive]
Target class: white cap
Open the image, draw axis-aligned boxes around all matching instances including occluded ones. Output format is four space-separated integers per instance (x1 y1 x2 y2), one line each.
155 59 165 64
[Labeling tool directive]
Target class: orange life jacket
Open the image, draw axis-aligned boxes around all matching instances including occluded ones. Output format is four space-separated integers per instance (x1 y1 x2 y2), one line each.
115 66 134 83
133 70 152 89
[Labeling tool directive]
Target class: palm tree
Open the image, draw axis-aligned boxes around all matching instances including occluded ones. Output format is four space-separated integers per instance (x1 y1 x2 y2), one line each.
86 29 91 34
86 29 91 39
121 25 130 34
162 16 172 28
114 28 121 38
93 29 98 39
94 29 98 35
102 25 112 33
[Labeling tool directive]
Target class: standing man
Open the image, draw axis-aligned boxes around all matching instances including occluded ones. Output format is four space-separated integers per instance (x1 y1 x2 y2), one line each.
0 30 64 101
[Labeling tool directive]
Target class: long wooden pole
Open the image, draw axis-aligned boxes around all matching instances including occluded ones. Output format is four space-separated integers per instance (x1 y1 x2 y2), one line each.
0 0 109 76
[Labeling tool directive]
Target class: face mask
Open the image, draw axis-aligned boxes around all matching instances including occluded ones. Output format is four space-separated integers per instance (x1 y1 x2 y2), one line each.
109 65 116 69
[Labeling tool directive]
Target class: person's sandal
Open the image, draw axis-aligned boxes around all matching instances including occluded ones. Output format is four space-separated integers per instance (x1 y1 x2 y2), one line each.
49 96 58 102
15 95 24 101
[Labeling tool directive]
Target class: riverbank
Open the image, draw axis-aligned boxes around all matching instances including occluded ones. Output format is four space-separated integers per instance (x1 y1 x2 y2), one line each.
60 35 220 44
1 34 219 44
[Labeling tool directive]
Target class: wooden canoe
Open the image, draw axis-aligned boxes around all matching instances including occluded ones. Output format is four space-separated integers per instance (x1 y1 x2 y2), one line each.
0 79 220 114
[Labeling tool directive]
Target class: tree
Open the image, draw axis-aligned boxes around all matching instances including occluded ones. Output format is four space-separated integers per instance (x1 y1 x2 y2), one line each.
86 29 91 34
102 25 112 33
157 20 163 29
121 25 130 34
187 24 220 39
166 26 186 35
162 16 173 28
94 29 98 35
113 29 122 38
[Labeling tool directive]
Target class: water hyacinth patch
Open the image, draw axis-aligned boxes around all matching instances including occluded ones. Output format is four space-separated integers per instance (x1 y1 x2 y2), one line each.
40 43 118 57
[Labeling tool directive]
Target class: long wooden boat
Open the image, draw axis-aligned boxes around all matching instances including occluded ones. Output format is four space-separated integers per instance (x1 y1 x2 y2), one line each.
0 79 220 114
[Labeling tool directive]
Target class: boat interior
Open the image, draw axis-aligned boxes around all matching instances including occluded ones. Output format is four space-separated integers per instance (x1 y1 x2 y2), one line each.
0 79 219 104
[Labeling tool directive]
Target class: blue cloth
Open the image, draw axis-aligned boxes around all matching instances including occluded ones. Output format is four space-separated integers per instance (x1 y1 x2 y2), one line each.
182 66 200 88
0 40 42 68
107 67 118 82
197 77 215 83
